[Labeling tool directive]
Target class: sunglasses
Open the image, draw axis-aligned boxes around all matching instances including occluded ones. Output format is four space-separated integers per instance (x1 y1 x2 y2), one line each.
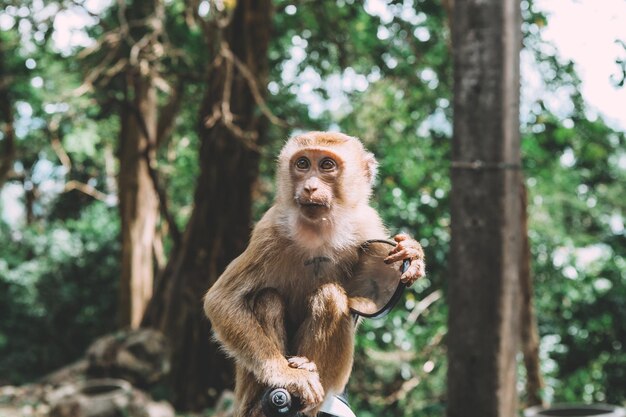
345 239 410 319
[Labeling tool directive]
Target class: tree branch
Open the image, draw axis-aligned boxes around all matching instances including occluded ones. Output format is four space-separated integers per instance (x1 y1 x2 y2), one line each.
220 42 288 128
49 116 116 203
65 180 112 202
405 290 443 324
156 78 185 148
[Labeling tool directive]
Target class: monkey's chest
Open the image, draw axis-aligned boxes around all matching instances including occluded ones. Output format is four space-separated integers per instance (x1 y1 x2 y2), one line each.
302 256 336 280
288 254 348 291
280 256 352 332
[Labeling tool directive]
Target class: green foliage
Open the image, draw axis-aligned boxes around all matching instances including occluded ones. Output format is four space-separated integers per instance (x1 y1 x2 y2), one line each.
524 106 626 405
0 202 119 383
516 1 626 403
0 0 624 414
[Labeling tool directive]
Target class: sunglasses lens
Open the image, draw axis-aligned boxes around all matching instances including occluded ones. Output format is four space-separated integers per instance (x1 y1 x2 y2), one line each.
345 241 404 317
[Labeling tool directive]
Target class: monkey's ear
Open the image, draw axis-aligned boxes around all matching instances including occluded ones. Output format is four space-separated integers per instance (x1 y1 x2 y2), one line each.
363 152 379 186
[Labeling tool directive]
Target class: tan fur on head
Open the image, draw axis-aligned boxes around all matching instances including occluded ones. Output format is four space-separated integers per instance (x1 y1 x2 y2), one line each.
276 131 378 206
274 131 380 254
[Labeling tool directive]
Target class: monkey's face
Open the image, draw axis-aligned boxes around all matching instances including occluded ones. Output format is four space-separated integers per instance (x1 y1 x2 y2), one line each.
290 149 343 221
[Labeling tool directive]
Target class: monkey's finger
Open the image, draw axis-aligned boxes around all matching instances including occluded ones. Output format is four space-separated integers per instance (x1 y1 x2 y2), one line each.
401 259 425 285
384 249 410 264
287 356 307 367
301 362 318 372
386 245 403 258
393 233 410 242
288 356 318 372
399 240 423 256
293 388 314 410
386 242 410 259
300 381 324 412
393 243 423 259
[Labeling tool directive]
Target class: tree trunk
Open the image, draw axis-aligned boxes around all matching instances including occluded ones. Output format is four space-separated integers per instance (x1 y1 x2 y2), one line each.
118 73 159 329
519 180 545 407
447 0 522 416
0 35 16 189
142 0 273 410
117 0 161 329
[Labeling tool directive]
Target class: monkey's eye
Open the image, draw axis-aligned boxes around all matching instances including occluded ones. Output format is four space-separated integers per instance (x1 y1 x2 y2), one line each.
295 157 310 170
319 158 336 171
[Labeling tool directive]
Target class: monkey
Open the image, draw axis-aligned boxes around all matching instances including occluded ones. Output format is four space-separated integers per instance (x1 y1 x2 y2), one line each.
204 131 425 417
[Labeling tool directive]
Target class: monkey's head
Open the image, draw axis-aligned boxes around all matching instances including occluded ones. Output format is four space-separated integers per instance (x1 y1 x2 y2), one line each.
277 132 378 223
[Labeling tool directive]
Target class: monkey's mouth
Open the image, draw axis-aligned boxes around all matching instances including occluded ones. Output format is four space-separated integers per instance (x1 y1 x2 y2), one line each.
297 199 331 219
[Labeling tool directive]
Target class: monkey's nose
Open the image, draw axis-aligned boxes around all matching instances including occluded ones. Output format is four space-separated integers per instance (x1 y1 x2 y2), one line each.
303 177 320 194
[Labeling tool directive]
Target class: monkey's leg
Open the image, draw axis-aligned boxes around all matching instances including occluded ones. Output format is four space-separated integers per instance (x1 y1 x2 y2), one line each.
293 283 355 411
234 288 288 417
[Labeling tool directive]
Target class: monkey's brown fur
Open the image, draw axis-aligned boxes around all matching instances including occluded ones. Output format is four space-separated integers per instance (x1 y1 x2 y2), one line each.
204 132 425 416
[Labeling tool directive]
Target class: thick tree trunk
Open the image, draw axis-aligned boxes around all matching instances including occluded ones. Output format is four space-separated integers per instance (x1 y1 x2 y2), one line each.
519 181 545 407
142 0 273 410
117 0 161 329
447 1 522 417
118 72 159 329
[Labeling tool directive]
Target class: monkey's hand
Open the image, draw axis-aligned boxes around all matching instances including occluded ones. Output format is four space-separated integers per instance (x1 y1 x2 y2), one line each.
384 233 426 286
263 357 324 413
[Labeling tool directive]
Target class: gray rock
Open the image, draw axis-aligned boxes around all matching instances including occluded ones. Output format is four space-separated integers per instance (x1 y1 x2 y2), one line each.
86 330 170 386
48 379 174 417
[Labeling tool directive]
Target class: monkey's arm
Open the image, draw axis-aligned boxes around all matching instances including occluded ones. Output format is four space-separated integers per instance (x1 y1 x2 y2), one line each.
204 261 282 373
203 223 324 407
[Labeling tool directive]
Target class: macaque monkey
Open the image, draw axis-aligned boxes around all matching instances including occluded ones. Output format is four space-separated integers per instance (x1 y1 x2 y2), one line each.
204 132 425 416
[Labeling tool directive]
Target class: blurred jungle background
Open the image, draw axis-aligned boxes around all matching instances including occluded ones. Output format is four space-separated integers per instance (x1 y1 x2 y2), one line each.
0 0 624 416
